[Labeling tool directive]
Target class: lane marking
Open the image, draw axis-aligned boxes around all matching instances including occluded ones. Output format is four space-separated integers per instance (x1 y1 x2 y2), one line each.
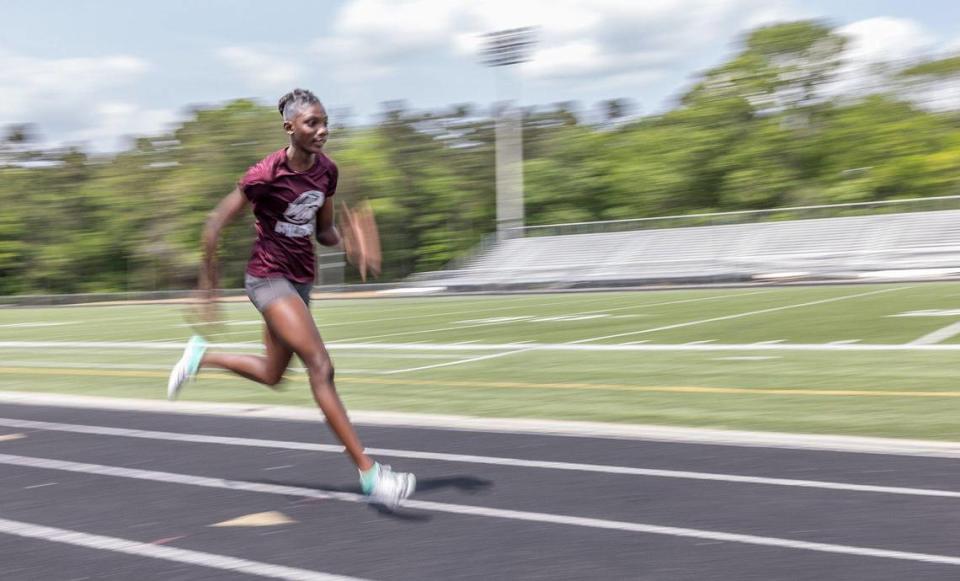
210 511 296 527
0 322 74 328
568 287 911 344
3 391 959 458
2 453 960 566
892 310 960 317
0 433 25 442
0 366 386 378
910 321 960 346
0 516 365 581
9 339 960 352
24 482 57 489
1 417 958 499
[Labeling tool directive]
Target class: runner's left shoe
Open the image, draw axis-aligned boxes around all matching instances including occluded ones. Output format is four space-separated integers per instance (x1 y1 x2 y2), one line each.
167 335 208 400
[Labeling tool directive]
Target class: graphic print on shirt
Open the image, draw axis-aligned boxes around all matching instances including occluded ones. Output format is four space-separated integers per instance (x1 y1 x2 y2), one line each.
275 190 326 237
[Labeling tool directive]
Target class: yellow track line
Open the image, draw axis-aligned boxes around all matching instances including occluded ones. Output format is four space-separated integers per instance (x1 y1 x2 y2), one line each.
0 366 958 398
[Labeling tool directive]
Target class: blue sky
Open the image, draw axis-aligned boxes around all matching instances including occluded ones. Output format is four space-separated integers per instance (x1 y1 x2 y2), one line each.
2 0 958 151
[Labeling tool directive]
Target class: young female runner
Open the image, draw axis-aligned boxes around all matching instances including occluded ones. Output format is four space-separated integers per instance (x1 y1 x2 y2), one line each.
168 88 414 508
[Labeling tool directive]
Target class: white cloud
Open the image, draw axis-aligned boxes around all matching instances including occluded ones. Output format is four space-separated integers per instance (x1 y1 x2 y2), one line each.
320 0 799 84
831 17 938 97
216 46 304 90
839 17 934 65
68 102 182 153
0 49 149 120
0 47 178 152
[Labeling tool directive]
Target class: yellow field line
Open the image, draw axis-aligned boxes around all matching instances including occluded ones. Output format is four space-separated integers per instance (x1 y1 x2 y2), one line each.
0 366 958 398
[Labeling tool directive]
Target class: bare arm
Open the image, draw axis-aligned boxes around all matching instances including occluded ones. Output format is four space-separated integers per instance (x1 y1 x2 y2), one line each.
315 197 341 247
200 187 249 295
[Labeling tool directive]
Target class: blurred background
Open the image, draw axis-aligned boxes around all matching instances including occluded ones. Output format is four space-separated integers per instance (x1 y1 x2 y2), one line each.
3 1 960 294
5 4 960 579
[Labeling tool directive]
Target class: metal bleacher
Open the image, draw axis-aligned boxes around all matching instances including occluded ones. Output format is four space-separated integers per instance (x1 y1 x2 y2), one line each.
414 201 960 289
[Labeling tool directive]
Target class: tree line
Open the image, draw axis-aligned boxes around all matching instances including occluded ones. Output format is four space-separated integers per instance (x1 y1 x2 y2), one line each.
2 20 959 294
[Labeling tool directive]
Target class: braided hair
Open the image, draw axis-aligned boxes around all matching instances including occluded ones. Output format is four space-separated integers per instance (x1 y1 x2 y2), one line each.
278 88 322 121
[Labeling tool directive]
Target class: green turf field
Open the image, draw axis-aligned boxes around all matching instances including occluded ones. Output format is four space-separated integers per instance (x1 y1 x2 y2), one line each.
2 282 960 440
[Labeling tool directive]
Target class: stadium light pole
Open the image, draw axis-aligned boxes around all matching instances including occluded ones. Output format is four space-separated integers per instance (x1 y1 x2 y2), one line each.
482 27 536 241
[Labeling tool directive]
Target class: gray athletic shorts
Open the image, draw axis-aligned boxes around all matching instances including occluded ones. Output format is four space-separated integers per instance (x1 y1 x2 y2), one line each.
244 274 312 312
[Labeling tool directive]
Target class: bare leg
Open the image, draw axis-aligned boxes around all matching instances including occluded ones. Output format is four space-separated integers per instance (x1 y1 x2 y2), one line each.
258 295 374 471
201 325 293 388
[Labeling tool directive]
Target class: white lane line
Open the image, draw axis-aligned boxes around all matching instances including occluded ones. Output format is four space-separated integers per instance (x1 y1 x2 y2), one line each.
11 339 960 352
0 362 384 376
1 418 957 499
910 321 960 345
0 516 363 581
0 361 170 370
0 322 75 328
23 482 58 489
2 453 960 567
567 287 912 344
5 392 960 458
383 342 538 374
0 341 223 350
828 340 861 346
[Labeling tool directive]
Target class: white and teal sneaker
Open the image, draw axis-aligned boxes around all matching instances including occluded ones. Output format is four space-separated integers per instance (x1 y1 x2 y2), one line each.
360 463 416 509
167 335 208 400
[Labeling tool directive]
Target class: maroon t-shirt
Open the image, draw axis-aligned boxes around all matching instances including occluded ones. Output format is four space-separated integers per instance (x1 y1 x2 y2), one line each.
239 148 338 283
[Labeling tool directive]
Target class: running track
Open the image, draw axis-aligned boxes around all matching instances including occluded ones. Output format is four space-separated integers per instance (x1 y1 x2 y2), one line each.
0 401 958 580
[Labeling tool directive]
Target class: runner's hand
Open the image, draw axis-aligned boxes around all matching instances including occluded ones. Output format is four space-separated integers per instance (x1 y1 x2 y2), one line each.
340 201 382 282
185 289 223 335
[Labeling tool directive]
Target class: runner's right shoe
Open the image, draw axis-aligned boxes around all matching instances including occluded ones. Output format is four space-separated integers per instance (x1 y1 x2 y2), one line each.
361 463 416 509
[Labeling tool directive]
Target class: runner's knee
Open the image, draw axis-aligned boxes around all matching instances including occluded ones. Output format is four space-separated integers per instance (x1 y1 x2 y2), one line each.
303 354 334 385
264 370 285 386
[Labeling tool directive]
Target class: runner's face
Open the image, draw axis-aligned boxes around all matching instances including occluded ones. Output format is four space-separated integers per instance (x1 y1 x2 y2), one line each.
286 104 328 153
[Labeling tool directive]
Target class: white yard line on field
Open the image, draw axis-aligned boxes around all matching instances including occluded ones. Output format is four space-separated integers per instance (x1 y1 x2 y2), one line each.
910 320 960 346
566 287 912 345
383 342 537 374
327 290 774 343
